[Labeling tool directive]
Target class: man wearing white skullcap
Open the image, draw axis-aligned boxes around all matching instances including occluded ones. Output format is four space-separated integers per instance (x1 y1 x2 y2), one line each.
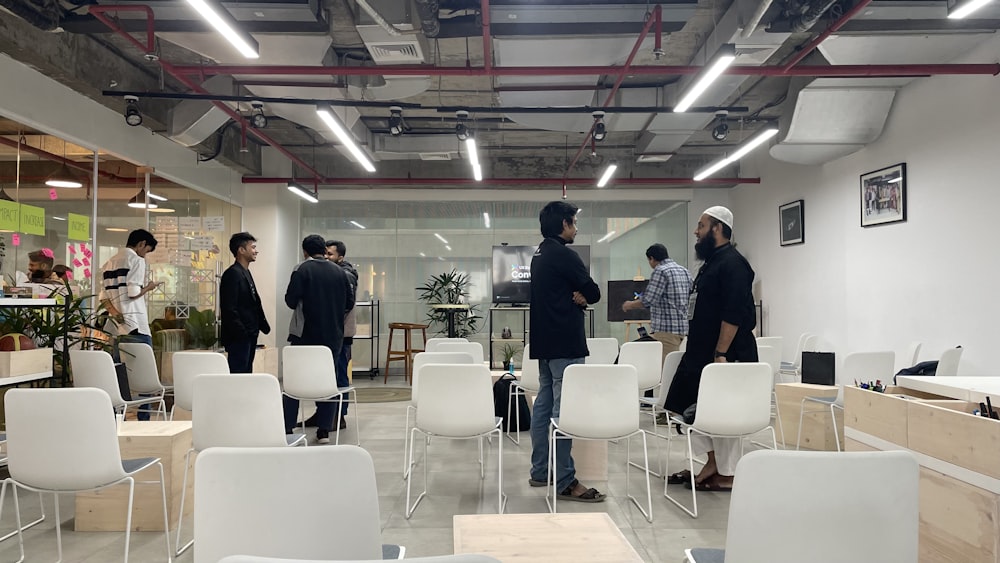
663 205 757 492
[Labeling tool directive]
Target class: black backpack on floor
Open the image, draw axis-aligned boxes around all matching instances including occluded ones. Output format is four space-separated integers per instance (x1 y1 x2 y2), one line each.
493 374 531 432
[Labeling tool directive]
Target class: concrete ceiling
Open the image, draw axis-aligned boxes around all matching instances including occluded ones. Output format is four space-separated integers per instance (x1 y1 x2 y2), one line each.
0 0 997 192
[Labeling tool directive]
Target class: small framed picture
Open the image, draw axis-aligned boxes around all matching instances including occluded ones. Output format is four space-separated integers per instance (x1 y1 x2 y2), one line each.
779 199 804 246
861 163 907 227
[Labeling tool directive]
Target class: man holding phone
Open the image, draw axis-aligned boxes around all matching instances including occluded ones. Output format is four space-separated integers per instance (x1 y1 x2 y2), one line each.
622 243 692 362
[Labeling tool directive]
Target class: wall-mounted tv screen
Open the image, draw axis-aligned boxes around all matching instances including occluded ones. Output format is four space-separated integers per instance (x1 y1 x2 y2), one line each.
492 245 590 304
607 280 651 322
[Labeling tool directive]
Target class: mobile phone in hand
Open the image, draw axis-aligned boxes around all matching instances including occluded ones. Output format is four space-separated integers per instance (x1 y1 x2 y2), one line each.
637 327 649 339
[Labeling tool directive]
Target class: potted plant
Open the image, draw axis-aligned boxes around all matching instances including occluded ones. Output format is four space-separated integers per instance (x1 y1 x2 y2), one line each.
501 343 519 371
415 269 481 337
184 308 218 350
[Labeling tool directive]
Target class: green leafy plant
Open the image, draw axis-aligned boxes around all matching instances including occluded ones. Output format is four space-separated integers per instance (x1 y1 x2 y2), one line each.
501 343 519 369
415 269 481 338
184 308 218 349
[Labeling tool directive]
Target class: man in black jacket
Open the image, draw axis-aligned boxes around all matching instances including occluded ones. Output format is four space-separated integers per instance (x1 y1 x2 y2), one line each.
219 232 270 373
283 235 355 444
528 201 605 503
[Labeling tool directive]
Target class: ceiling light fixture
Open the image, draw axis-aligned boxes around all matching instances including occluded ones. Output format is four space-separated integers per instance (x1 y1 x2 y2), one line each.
445 245 452 251
45 139 85 188
711 110 730 141
419 252 426 257
0 187 13 201
106 227 128 232
388 106 404 137
250 101 267 129
948 0 994 18
52 216 66 221
596 161 618 188
597 230 617 243
127 189 159 209
592 111 607 142
483 212 490 228
148 207 176 213
693 125 779 181
287 181 319 203
464 136 483 182
146 192 168 201
434 233 449 244
455 110 471 141
350 220 366 229
316 104 376 172
183 0 260 58
124 95 143 127
674 43 737 113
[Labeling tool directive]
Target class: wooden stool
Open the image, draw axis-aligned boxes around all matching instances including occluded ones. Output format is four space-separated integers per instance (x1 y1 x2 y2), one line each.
384 322 429 385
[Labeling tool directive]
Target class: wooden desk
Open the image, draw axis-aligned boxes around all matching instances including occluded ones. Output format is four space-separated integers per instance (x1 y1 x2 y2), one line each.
775 383 841 450
453 513 643 562
75 421 193 532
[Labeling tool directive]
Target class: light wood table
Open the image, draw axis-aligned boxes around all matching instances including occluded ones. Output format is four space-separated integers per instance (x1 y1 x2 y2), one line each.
75 421 193 532
453 513 643 562
775 382 841 450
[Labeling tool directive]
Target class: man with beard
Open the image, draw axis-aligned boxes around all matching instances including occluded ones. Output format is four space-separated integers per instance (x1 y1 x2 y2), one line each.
664 206 756 492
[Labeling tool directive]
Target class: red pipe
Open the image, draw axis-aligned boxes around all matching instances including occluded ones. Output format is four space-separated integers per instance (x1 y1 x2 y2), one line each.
654 8 662 55
563 5 661 180
166 63 1000 78
88 5 155 54
782 0 875 71
481 0 492 73
241 176 759 186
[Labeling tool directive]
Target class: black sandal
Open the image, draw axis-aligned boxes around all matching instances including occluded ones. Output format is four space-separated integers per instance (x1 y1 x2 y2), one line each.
558 481 606 503
666 470 692 485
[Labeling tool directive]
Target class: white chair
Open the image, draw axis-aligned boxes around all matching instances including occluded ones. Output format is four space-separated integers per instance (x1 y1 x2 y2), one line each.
425 337 468 352
194 446 384 563
779 333 816 380
219 556 499 563
684 450 919 563
1 388 171 563
282 345 358 445
70 349 167 419
678 337 687 352
756 345 786 448
402 351 475 478
170 351 230 417
119 342 171 416
406 364 505 518
797 351 895 452
936 347 963 376
899 341 922 373
548 364 652 521
618 341 664 396
0 434 44 544
435 341 484 365
664 363 776 518
640 350 684 437
176 373 307 556
755 336 783 364
585 337 619 364
506 344 539 445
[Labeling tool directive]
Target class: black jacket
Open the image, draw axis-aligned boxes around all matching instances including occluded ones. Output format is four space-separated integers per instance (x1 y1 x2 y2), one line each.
285 257 354 353
219 262 270 345
529 237 601 360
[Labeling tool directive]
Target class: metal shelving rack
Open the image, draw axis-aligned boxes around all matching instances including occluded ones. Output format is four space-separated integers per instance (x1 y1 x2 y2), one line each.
352 300 380 379
488 305 594 368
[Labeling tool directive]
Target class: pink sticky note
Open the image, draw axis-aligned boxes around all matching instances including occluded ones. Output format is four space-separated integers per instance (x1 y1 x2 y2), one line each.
11 234 19 246
83 248 92 258
72 259 83 267
49 188 58 200
68 245 77 254
82 257 90 267
84 268 91 278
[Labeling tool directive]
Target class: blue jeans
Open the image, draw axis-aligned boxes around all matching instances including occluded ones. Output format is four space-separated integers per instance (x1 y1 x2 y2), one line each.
530 357 584 493
117 333 154 420
334 343 352 416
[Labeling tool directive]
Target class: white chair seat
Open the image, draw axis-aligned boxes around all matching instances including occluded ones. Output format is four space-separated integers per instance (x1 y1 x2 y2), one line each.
685 548 725 563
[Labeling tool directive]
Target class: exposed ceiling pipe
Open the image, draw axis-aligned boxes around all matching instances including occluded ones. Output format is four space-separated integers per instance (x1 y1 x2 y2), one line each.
0 136 162 184
242 176 759 187
482 0 492 73
563 5 662 180
788 0 840 33
781 0 875 70
169 62 1000 78
413 0 441 38
355 0 419 37
741 0 775 38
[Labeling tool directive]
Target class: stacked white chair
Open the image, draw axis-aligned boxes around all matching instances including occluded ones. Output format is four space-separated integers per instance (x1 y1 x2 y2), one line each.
585 337 620 364
425 337 468 352
435 341 484 365
282 345 359 445
119 342 172 413
70 349 167 419
779 333 816 381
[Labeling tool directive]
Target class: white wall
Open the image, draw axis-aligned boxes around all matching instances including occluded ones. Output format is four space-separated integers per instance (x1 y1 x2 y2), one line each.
730 34 1000 373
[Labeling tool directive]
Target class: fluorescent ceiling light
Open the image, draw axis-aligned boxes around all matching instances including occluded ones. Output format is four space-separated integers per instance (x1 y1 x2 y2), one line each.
51 216 66 221
693 125 778 181
148 207 176 213
948 0 993 18
350 220 366 229
316 105 376 172
106 227 128 232
287 182 318 203
674 44 737 113
597 230 617 243
434 233 449 244
472 163 483 182
483 212 490 228
464 137 483 182
419 252 426 257
147 192 168 201
596 162 618 188
445 245 452 251
183 0 259 58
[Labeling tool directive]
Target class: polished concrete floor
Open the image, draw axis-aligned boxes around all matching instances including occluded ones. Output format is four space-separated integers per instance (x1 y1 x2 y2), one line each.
0 376 751 562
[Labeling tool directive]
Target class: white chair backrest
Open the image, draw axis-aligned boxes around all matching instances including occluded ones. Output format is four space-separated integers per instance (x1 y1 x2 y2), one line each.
559 364 639 439
172 352 230 412
435 341 484 365
519 344 540 393
282 346 338 398
801 334 819 354
5 388 125 490
218 555 501 563
119 342 164 394
693 363 773 435
725 450 918 563
618 341 663 392
411 351 475 400
659 351 684 397
756 345 781 381
840 351 895 405
414 364 496 436
425 337 468 352
678 337 687 352
756 336 783 362
936 347 963 377
585 337 620 364
194 446 382 563
192 374 289 449
792 333 812 367
70 349 127 409
901 341 922 370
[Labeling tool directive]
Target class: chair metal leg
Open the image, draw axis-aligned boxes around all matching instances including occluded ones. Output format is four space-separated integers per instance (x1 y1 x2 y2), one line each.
831 403 842 452
175 449 195 556
796 400 806 450
404 427 427 519
334 395 344 446
401 405 414 479
506 384 520 445
663 428 698 518
630 409 664 478
545 424 557 514
478 436 485 479
774 392 786 448
0 480 27 563
351 393 361 446
123 477 136 563
0 490 44 543
626 431 653 522
155 463 172 563
54 492 63 563
495 428 507 514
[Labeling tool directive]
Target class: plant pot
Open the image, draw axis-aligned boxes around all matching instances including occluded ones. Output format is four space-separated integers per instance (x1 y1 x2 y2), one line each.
502 361 510 371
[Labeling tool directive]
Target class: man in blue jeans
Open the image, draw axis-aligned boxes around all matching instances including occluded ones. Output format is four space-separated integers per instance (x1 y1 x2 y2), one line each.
528 201 604 502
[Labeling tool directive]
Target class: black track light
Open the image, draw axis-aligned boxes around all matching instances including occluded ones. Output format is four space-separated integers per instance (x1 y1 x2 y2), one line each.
711 110 729 142
592 111 606 142
388 106 404 137
455 110 472 141
124 95 142 127
250 101 267 129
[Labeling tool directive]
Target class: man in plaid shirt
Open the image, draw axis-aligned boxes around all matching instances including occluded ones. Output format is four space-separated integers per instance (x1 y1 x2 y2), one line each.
622 243 692 361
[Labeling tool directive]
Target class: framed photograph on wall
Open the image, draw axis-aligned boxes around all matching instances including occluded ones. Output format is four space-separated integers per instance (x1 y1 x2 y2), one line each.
779 199 804 246
861 163 907 227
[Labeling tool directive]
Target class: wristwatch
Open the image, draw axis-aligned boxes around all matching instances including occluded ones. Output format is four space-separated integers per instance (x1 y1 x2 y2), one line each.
714 350 728 358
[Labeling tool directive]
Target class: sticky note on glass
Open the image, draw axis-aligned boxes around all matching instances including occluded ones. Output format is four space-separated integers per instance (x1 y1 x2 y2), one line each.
82 257 90 267
72 259 83 267
11 233 19 246
84 268 91 278
68 244 77 254
83 248 92 258
49 188 58 200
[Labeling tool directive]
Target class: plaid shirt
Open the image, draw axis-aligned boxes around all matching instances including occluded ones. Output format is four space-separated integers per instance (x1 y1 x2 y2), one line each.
640 259 692 335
